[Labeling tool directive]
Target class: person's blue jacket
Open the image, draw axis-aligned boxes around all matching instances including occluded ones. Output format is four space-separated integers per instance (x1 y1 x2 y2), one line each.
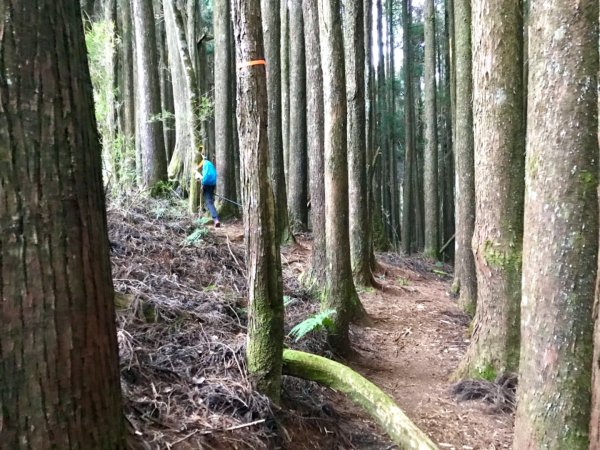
201 160 217 186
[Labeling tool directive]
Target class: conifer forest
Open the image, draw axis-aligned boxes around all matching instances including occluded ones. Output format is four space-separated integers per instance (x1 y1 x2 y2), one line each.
1 0 599 448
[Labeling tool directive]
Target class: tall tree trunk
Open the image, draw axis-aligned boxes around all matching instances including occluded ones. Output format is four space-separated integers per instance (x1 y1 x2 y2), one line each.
288 1 308 232
302 0 326 285
318 0 364 355
232 0 284 402
132 0 168 189
155 0 175 162
441 0 455 259
169 0 205 212
375 0 388 243
0 1 125 446
214 0 238 218
386 0 398 246
401 0 415 254
344 0 371 286
262 0 293 243
280 0 290 186
364 0 378 271
453 0 476 311
456 0 524 379
514 1 598 447
423 0 439 258
119 0 136 184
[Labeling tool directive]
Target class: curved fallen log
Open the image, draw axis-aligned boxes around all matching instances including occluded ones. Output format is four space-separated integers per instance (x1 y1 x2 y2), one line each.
282 349 438 450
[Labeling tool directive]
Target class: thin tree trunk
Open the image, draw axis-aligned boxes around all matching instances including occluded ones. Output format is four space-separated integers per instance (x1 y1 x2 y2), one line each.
155 0 175 162
281 0 290 186
214 0 238 218
344 0 371 286
318 0 364 355
376 0 388 242
453 0 476 311
423 0 439 258
0 1 124 446
288 1 308 231
514 1 598 447
262 0 293 243
132 0 168 189
232 0 284 402
119 0 136 184
456 0 524 379
386 0 398 246
302 0 326 285
441 0 455 259
401 0 415 254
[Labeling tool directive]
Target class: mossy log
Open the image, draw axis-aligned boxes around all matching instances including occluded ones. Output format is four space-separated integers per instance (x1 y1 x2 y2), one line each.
282 349 438 450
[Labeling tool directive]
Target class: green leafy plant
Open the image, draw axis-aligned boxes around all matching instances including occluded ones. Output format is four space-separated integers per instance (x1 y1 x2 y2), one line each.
182 227 208 247
288 309 336 342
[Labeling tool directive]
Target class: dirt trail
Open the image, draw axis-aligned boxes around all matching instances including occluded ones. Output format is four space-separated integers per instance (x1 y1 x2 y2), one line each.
349 257 513 449
114 205 514 450
267 228 515 450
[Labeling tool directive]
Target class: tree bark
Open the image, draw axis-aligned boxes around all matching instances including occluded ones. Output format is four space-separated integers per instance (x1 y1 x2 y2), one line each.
386 0 398 247
343 0 371 286
514 1 598 447
155 0 175 162
318 0 364 354
423 0 439 258
119 0 136 183
288 1 308 232
440 0 455 260
262 0 293 243
592 190 600 448
0 1 125 447
280 0 290 186
132 0 168 189
232 0 285 402
375 0 388 243
401 0 415 255
453 0 476 311
456 0 524 379
302 0 327 285
214 0 238 218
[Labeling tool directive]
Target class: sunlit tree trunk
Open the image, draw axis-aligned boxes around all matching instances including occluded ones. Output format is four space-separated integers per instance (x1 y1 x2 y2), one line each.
132 0 168 189
232 0 284 402
302 0 326 285
262 0 293 243
514 1 598 447
0 1 124 446
456 0 524 379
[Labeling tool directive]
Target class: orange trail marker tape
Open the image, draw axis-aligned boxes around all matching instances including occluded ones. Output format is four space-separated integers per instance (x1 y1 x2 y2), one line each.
237 59 267 70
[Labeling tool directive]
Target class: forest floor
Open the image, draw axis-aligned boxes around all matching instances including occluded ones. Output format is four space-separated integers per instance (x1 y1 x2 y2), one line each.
109 196 514 450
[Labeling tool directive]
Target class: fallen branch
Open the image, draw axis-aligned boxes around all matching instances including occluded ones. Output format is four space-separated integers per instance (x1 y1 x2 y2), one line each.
282 349 438 450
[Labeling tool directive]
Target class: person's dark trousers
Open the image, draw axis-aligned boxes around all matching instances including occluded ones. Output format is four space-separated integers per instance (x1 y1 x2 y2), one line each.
202 184 220 222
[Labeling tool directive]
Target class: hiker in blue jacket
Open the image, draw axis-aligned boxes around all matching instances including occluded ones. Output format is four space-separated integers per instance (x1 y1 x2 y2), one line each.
195 158 221 227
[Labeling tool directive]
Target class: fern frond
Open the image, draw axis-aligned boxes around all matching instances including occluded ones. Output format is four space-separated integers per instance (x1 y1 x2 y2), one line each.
288 309 336 342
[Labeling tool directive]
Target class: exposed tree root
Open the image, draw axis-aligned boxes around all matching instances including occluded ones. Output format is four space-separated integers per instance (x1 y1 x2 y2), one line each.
282 349 439 450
